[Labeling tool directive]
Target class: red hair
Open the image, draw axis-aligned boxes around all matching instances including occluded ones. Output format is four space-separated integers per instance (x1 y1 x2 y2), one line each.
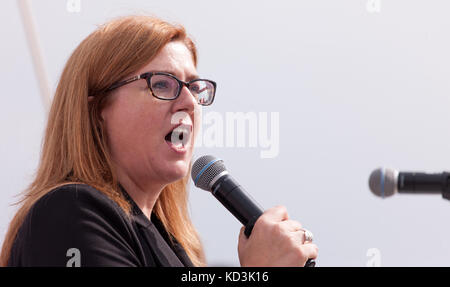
1 15 205 266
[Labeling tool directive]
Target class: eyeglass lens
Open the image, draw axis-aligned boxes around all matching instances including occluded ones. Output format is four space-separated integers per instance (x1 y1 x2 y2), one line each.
149 74 214 105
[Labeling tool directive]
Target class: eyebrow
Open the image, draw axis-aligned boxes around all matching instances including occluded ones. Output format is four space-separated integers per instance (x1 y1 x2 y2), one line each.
149 70 200 82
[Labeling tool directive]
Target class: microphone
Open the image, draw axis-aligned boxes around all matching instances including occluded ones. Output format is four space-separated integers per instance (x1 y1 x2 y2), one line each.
368 167 450 200
191 155 316 267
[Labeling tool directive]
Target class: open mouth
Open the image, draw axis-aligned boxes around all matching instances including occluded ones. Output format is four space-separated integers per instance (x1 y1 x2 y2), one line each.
164 124 192 150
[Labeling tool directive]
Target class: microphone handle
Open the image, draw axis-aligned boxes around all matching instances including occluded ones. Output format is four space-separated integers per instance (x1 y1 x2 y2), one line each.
211 174 316 267
398 172 447 193
398 172 450 200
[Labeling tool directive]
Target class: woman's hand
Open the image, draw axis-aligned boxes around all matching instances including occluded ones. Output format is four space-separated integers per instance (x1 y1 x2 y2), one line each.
238 205 318 267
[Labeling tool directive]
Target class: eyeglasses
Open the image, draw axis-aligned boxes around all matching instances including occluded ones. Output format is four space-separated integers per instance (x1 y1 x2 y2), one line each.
106 72 216 106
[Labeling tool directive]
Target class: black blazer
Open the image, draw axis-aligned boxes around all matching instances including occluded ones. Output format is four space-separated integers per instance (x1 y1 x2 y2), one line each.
8 184 194 267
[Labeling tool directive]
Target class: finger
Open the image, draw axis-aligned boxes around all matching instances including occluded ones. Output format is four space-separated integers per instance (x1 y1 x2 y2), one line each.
299 244 319 263
303 229 314 243
238 226 247 244
291 229 306 244
293 229 314 244
279 219 303 232
260 205 289 223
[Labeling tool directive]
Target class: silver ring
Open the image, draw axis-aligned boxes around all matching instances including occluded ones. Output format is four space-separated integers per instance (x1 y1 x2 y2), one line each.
303 228 314 243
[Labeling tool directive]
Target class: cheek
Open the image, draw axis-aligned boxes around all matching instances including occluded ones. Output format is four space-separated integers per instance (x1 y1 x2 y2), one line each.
101 98 164 156
192 107 202 143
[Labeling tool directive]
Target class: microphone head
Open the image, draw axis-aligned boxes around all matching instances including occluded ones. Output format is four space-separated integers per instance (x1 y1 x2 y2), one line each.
368 167 398 198
191 155 228 191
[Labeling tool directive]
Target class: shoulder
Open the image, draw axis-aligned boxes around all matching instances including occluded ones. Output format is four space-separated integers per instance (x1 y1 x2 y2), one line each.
10 184 143 266
29 184 130 233
36 183 120 210
34 184 124 216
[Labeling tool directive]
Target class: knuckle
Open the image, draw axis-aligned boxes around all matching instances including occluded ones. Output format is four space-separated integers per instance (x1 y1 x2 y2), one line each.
292 220 302 229
272 222 286 235
293 245 306 259
277 205 288 214
314 244 319 254
253 216 273 234
255 215 271 228
269 205 287 215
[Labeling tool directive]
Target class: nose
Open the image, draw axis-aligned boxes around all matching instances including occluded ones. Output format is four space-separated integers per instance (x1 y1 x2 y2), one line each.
172 85 197 114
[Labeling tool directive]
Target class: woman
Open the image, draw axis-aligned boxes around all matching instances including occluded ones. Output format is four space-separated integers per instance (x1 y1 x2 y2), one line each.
0 15 318 267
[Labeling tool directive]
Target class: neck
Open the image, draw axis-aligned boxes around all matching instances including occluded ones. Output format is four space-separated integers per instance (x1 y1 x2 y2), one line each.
115 166 165 220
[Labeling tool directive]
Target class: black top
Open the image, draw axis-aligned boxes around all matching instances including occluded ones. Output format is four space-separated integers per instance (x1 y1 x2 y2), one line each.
8 184 194 267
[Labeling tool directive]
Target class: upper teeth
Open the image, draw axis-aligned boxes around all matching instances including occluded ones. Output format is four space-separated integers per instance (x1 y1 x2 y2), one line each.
170 125 191 146
175 126 190 133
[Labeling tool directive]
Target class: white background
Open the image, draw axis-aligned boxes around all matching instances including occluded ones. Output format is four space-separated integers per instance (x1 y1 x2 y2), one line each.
1 0 450 266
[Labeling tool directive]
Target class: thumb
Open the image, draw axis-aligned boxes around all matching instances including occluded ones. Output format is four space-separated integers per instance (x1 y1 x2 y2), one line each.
238 226 247 247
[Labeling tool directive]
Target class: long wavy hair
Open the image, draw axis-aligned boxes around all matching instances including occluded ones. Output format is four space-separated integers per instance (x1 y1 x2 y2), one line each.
0 15 205 266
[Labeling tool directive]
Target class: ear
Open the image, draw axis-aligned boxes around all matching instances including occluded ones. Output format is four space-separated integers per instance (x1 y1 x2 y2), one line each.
88 96 106 121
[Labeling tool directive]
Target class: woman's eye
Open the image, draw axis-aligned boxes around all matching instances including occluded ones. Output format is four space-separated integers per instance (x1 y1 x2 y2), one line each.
190 85 199 93
190 83 204 93
152 81 170 90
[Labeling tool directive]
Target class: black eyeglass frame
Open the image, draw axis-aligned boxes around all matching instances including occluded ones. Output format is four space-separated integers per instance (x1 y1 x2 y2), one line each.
106 72 217 106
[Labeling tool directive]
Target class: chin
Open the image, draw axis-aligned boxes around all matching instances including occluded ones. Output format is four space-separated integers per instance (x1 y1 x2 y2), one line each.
164 160 190 183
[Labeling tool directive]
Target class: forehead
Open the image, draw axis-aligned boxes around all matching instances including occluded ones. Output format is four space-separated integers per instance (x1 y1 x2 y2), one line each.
137 41 198 80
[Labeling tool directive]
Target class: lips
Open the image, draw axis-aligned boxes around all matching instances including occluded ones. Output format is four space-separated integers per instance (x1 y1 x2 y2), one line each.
164 123 192 150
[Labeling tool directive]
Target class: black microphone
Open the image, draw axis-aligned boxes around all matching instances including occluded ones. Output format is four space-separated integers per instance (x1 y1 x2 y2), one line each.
191 155 316 267
368 167 450 200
